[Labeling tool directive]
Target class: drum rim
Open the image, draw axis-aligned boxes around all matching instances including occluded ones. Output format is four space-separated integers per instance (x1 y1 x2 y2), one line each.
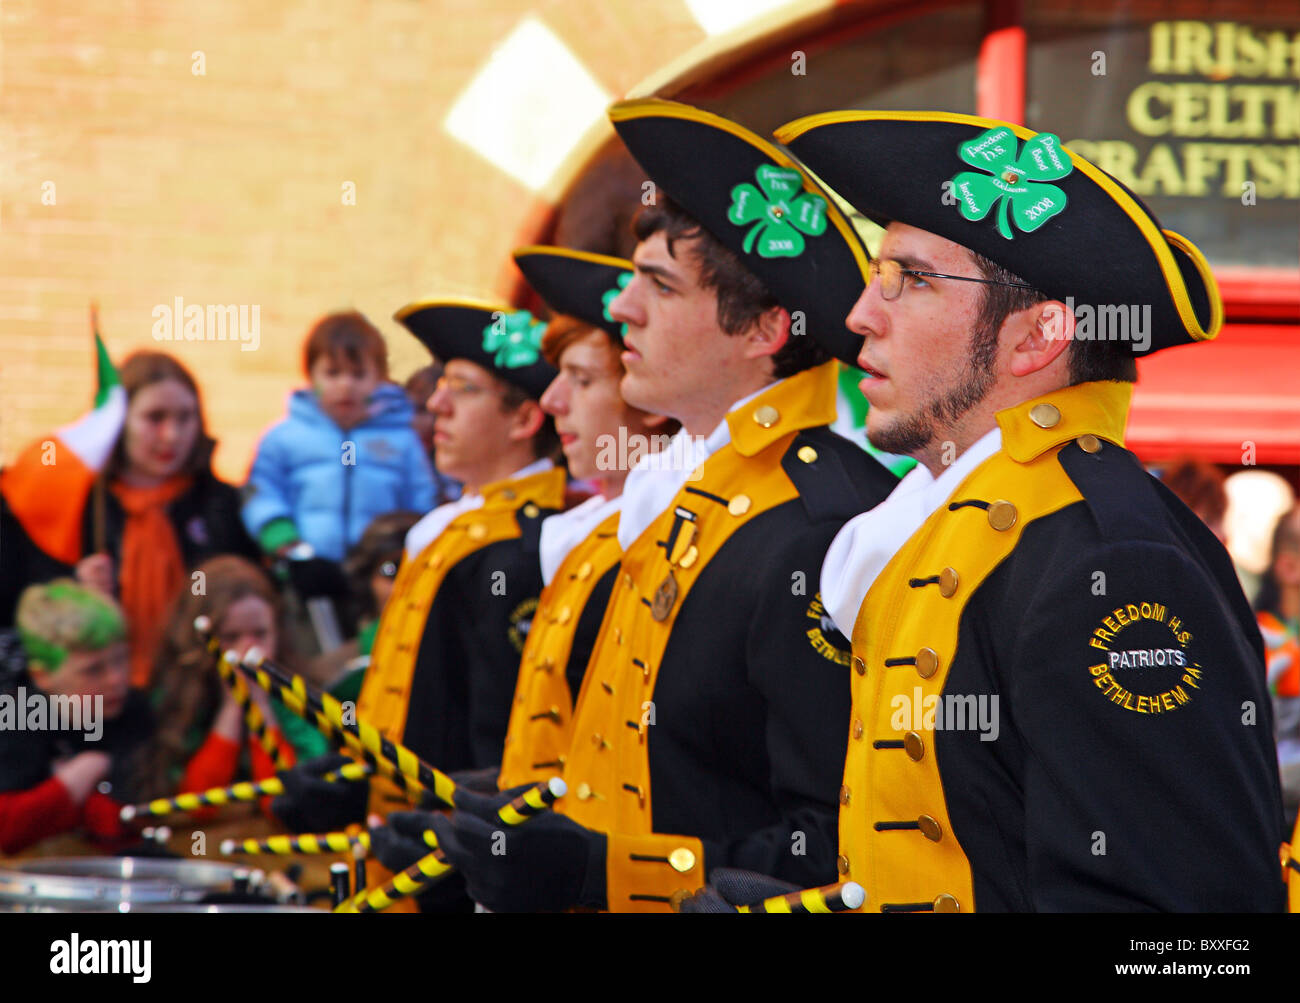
0 857 249 904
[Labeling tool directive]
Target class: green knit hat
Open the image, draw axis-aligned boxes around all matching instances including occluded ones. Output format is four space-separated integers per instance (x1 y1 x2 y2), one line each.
16 579 126 672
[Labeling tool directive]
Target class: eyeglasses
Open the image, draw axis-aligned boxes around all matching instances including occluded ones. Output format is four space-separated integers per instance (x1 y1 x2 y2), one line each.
867 258 1037 301
434 375 501 400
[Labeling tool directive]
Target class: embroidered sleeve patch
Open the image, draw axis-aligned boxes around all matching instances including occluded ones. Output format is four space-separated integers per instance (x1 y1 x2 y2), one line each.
1086 601 1201 715
507 596 539 654
806 593 850 666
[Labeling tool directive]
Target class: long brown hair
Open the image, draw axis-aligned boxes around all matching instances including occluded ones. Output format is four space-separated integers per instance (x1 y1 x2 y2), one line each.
131 555 295 800
106 351 216 479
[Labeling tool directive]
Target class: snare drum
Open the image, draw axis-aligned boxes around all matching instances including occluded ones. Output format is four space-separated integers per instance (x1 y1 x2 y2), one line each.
117 903 323 913
0 857 268 912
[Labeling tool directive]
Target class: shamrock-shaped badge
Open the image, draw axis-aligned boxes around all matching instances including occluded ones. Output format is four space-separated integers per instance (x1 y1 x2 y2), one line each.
727 165 827 258
482 310 545 369
601 272 631 339
949 127 1073 240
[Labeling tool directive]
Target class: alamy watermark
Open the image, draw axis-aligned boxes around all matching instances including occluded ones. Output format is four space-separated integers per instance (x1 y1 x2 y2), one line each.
151 297 260 351
1043 298 1152 354
0 688 103 741
890 687 999 741
594 427 707 476
50 934 151 983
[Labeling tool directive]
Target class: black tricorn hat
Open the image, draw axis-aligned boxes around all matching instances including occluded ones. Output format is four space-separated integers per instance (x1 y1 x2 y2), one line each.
775 110 1222 355
608 98 872 366
513 246 633 341
394 297 556 399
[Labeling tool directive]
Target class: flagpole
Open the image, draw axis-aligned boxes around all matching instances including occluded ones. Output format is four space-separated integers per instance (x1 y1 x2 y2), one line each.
89 301 108 555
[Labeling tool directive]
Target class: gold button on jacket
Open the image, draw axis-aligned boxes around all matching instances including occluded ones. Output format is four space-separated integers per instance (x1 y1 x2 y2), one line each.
837 382 1129 913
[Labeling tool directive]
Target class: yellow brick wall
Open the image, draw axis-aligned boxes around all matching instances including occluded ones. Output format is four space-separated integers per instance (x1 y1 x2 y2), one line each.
0 0 703 482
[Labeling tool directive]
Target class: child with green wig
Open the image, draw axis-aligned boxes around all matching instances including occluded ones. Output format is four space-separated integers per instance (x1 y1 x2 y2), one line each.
0 579 152 853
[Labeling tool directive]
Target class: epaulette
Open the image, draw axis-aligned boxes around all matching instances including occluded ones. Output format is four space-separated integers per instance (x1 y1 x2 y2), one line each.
1056 438 1168 543
780 427 899 523
513 500 554 557
1058 436 1261 650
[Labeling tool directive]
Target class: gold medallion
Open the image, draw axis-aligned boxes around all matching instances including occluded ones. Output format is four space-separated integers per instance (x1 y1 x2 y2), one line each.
650 571 679 622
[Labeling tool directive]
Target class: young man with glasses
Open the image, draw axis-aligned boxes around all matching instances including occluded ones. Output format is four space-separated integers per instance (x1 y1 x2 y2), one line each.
685 111 1284 912
270 303 567 896
369 248 682 887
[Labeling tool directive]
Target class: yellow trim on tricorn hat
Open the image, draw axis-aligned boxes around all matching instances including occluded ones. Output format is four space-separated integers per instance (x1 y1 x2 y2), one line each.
513 245 633 341
774 109 1222 355
608 98 872 366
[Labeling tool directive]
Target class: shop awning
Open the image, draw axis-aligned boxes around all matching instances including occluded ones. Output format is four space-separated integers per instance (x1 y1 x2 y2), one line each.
1129 323 1300 465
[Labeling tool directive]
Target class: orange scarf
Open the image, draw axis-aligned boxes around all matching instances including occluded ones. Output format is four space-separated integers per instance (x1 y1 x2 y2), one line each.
111 477 191 687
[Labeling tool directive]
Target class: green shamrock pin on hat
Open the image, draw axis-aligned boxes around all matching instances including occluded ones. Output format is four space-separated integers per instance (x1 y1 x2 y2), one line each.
482 310 546 368
775 110 1222 354
607 98 873 367
950 127 1072 239
394 297 557 399
727 164 828 257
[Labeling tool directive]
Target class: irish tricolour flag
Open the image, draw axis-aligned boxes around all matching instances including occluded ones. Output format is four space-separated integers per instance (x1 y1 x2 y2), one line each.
1 330 126 564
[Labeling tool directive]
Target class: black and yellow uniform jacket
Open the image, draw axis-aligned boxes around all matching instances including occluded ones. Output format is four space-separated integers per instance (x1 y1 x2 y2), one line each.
835 380 1285 912
498 504 622 790
357 463 567 814
556 362 899 911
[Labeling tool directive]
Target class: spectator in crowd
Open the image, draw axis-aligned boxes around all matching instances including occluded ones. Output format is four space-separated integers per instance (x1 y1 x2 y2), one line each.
404 365 460 506
130 556 317 807
0 581 148 854
242 311 436 563
1257 504 1300 812
1160 455 1228 545
0 351 259 688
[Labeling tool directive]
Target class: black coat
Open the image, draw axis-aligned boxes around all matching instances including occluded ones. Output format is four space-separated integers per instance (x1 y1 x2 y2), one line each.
937 443 1285 911
836 381 1284 913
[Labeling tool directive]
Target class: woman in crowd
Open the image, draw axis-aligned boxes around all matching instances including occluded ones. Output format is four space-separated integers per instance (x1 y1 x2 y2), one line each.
1 351 258 689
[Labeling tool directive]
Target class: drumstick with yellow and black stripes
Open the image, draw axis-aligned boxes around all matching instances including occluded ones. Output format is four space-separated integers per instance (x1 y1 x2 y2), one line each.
219 651 293 771
735 881 866 914
118 761 371 822
192 616 426 804
232 643 458 809
194 616 292 771
335 777 567 913
219 830 371 857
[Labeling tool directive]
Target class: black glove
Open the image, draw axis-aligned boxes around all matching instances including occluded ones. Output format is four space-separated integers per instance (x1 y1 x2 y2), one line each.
271 754 369 833
370 810 441 873
676 868 800 913
285 556 350 599
448 765 503 795
428 785 606 912
369 810 472 914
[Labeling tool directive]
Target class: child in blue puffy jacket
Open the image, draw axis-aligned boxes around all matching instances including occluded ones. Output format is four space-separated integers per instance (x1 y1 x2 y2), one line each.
242 312 436 562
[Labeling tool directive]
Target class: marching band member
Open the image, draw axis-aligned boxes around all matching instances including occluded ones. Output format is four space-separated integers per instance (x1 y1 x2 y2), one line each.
694 109 1284 912
422 102 898 912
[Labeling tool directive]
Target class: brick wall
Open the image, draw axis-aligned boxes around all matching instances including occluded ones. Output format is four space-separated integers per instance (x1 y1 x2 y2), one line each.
0 0 703 482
